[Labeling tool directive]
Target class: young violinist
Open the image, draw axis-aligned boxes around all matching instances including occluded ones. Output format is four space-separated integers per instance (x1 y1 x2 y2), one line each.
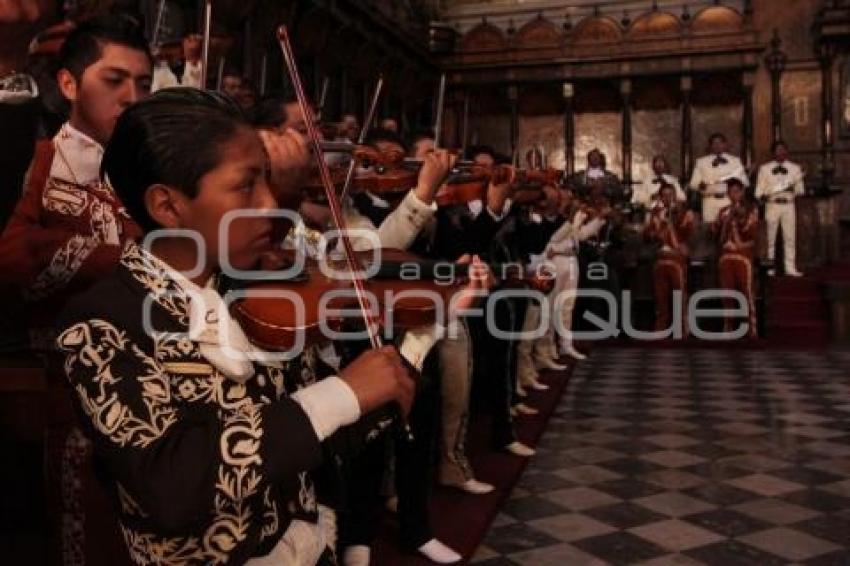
55 87 479 565
0 14 152 350
439 146 536 459
645 183 695 336
406 132 498 498
712 178 759 338
334 128 469 565
514 183 567 396
544 186 606 359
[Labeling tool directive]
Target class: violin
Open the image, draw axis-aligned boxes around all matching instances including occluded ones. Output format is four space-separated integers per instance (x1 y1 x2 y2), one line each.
300 143 418 201
228 248 463 350
432 165 562 207
234 27 465 356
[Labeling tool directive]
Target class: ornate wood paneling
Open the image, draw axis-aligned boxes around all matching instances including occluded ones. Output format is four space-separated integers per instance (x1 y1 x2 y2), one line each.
628 11 681 39
514 15 561 49
691 6 745 34
571 16 623 45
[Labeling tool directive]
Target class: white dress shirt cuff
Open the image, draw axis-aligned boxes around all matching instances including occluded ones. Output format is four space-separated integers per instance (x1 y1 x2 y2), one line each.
291 376 361 442
406 190 439 214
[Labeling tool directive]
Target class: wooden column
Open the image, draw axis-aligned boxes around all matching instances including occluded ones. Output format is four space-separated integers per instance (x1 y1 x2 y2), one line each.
819 44 836 189
508 84 519 160
765 29 788 145
680 76 693 180
563 82 575 175
742 72 755 169
621 78 633 186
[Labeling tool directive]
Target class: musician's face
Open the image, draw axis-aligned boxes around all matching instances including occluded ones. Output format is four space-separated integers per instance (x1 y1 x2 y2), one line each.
374 140 404 158
710 137 727 155
412 138 435 158
473 152 494 167
222 75 242 98
184 126 278 271
381 118 398 132
588 151 602 168
774 144 789 161
652 158 666 175
59 43 152 145
727 184 744 203
341 115 359 138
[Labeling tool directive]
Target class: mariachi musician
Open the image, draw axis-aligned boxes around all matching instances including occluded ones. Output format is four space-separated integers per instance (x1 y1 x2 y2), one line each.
755 140 805 277
645 183 695 336
712 178 760 338
689 133 749 223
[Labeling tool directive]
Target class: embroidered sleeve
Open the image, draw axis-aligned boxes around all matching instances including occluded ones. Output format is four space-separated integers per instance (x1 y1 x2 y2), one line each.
57 318 323 532
0 178 136 299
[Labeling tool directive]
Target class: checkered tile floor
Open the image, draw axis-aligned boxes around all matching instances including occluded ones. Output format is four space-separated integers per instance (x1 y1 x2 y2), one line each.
472 348 850 565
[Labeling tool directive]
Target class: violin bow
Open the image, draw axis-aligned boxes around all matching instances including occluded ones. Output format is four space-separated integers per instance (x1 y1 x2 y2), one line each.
278 26 414 440
277 25 381 348
339 75 384 204
151 0 166 51
433 73 447 150
200 0 212 89
315 76 330 122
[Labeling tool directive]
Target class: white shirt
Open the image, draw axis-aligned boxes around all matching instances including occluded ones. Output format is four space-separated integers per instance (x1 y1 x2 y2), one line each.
50 122 104 187
689 152 749 195
755 160 805 200
468 198 513 222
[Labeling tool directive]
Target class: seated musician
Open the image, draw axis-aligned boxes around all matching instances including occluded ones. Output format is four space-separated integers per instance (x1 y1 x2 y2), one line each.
0 15 152 350
644 183 695 337
634 155 686 207
712 178 760 338
55 87 478 566
569 148 626 204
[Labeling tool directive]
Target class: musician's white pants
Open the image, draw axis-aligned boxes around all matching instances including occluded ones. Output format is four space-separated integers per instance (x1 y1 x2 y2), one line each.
550 255 580 349
765 202 797 271
701 195 730 223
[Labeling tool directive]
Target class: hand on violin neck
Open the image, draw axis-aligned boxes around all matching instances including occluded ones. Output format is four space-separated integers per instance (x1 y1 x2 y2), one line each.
414 149 456 204
339 346 415 418
260 128 310 202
